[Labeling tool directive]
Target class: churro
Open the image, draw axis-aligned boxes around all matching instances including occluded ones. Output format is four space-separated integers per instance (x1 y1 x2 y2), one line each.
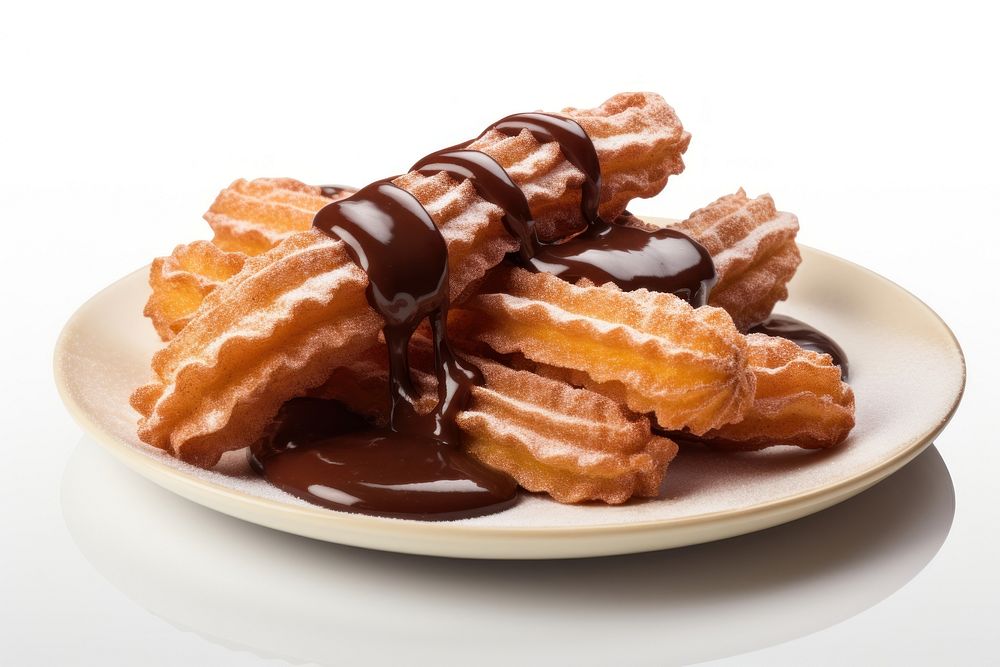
674 189 800 330
697 333 855 449
144 241 246 340
205 178 345 256
460 267 755 435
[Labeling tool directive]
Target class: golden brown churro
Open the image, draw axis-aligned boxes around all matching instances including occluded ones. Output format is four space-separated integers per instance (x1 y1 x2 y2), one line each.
460 267 755 435
144 241 246 340
205 178 344 256
674 189 801 330
697 333 855 449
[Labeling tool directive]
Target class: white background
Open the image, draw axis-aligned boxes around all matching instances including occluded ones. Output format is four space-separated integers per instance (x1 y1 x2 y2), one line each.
2 1 997 665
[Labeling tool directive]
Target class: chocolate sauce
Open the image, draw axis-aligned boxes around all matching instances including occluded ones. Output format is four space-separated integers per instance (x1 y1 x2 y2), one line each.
257 180 517 520
749 314 849 379
248 397 367 473
257 430 517 520
313 180 478 441
486 112 604 224
318 184 357 199
411 149 538 261
524 220 716 305
251 399 514 519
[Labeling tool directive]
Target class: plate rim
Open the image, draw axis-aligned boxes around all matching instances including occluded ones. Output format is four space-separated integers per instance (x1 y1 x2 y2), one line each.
53 244 967 551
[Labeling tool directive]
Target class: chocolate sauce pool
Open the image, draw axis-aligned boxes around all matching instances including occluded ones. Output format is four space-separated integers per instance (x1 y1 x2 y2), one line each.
253 403 516 520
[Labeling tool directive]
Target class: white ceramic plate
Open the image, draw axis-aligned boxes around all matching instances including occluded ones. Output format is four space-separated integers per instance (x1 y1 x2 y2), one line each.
54 233 965 559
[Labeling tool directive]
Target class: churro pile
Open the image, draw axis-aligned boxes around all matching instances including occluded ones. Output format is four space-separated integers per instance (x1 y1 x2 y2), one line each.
131 92 854 507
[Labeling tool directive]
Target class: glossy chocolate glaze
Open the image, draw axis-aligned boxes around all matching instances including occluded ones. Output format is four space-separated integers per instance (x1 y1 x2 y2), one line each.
524 220 716 305
314 181 482 439
487 112 604 224
749 314 849 380
258 430 517 520
251 397 515 519
258 180 517 520
248 397 367 473
411 149 538 261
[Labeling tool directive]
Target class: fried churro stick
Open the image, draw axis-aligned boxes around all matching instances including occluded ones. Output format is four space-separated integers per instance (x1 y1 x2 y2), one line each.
460 267 755 435
203 92 690 255
205 178 345 255
465 360 678 504
132 92 689 467
673 189 801 331
312 347 678 504
697 333 855 449
528 331 854 450
142 179 340 341
144 241 246 340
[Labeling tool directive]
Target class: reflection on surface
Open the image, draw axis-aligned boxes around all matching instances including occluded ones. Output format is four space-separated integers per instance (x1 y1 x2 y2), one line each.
62 437 954 666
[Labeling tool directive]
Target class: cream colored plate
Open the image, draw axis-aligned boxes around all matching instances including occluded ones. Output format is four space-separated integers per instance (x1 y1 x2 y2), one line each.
54 235 965 559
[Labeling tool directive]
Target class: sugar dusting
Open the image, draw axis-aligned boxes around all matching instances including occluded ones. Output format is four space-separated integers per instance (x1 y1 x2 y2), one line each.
58 250 964 528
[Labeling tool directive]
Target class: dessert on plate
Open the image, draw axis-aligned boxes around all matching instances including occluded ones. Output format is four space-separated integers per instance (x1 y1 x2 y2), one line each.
130 92 855 520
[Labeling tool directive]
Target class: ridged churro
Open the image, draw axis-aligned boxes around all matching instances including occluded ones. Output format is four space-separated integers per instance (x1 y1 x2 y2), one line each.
674 189 800 330
204 93 689 255
462 360 678 504
460 267 755 435
142 93 689 340
205 178 345 256
697 333 855 449
144 241 246 340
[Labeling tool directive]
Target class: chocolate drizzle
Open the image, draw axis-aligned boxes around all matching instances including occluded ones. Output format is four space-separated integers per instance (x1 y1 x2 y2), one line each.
487 112 604 223
410 149 537 262
749 314 849 379
313 180 473 441
256 180 517 520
